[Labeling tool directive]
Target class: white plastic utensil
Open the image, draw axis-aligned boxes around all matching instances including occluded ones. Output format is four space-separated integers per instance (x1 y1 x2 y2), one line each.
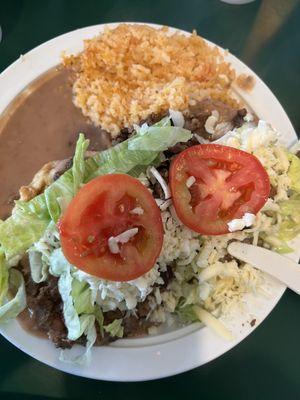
228 242 300 295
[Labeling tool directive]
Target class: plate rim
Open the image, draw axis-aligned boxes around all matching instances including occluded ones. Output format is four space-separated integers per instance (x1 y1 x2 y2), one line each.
0 22 297 381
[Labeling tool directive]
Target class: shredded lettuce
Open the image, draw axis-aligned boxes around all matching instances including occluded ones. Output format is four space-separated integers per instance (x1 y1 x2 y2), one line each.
0 198 50 261
0 253 9 305
288 153 300 193
71 279 94 315
28 251 48 283
72 134 90 194
0 123 192 261
50 248 81 340
45 134 90 222
128 126 191 151
49 248 104 350
103 318 124 338
84 125 191 180
44 170 74 223
0 269 26 323
59 314 97 365
94 305 104 337
278 195 300 243
261 152 300 254
28 221 60 283
260 233 293 254
176 304 198 323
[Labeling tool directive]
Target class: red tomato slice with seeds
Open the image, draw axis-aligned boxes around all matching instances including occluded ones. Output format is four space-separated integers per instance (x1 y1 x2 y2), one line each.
169 144 270 235
59 174 163 281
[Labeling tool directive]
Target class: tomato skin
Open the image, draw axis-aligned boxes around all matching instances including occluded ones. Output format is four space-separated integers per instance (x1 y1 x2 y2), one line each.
169 144 270 235
59 174 164 281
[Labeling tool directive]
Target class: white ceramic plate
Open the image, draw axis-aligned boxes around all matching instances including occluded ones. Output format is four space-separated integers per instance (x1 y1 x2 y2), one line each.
0 23 298 382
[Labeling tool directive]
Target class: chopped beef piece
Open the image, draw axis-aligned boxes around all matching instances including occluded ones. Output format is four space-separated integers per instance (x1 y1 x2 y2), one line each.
153 181 165 200
21 257 72 349
123 314 150 337
53 158 73 181
269 185 277 199
157 166 169 181
158 159 171 170
111 126 135 145
257 237 265 247
103 309 124 325
184 109 211 139
187 135 203 147
149 159 172 199
242 237 253 244
26 279 72 348
48 318 74 349
232 108 247 128
112 113 167 146
219 253 234 263
141 112 167 126
156 159 170 181
160 264 175 288
296 150 300 159
167 136 199 155
163 136 200 161
183 98 248 141
95 330 117 346
136 301 151 318
221 237 253 264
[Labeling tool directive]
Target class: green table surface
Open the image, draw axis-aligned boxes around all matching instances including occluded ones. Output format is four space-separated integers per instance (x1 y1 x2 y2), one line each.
1 0 300 398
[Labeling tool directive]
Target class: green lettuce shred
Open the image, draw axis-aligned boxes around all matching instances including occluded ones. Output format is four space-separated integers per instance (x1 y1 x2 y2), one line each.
72 134 90 194
50 248 81 340
103 319 124 338
49 249 104 348
94 306 104 337
0 199 50 261
28 221 60 283
28 251 48 283
265 151 300 253
0 253 9 305
0 269 26 323
59 314 97 365
0 124 192 261
176 304 199 323
277 194 300 244
71 279 94 315
288 152 300 193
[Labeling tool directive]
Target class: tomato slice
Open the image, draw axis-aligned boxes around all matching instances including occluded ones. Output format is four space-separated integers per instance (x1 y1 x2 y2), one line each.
169 144 270 235
59 174 163 281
